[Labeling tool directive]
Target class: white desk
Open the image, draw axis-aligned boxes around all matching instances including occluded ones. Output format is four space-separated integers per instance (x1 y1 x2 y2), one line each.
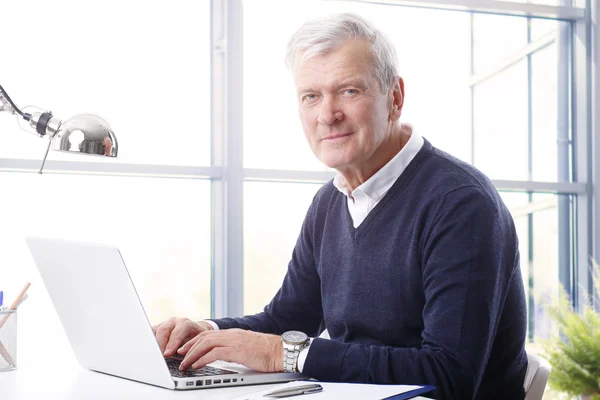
0 361 281 400
0 342 429 399
0 360 429 400
0 284 427 399
0 326 278 400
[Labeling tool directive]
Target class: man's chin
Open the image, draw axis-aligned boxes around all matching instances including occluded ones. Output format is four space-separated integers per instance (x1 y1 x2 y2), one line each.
313 148 357 170
318 157 352 171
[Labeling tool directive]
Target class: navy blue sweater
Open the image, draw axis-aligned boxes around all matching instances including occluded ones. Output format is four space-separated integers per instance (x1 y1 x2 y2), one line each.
214 139 528 399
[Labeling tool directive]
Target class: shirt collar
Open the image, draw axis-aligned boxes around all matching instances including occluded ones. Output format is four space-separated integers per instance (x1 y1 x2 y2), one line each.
333 128 424 201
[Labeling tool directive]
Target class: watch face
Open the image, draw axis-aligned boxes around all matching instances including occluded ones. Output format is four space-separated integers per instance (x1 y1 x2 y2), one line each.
283 330 308 344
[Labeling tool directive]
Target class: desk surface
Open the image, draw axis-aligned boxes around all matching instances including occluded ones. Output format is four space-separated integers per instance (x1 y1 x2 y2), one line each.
1 361 429 400
1 361 280 400
0 328 428 400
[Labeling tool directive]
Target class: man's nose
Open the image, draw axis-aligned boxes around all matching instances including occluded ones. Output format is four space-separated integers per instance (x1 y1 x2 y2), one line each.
317 98 344 125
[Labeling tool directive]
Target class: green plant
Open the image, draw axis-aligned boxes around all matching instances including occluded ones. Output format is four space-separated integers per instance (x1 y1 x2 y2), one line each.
542 261 600 400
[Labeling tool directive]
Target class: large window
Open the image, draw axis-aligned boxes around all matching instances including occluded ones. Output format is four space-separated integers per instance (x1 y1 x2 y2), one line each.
0 0 212 330
1 0 595 354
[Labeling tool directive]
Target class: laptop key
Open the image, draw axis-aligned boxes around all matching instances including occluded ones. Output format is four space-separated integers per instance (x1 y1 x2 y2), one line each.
165 358 239 378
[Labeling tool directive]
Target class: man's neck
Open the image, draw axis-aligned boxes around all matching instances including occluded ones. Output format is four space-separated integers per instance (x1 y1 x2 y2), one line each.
339 124 412 192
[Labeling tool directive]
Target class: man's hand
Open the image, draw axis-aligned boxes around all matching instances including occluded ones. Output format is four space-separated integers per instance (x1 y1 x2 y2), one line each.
177 329 284 373
151 317 214 357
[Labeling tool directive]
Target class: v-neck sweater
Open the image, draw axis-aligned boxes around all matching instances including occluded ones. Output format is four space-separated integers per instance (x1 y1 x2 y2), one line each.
333 129 424 228
213 139 528 400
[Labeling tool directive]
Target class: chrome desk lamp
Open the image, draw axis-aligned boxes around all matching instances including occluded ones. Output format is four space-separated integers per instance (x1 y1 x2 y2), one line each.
0 84 118 173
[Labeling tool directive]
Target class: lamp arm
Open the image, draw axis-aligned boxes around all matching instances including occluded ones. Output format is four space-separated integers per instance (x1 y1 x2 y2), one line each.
0 86 64 138
0 84 31 120
0 93 16 115
1 84 60 174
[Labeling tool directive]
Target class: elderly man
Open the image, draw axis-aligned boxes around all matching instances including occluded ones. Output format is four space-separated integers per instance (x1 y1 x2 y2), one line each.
153 13 528 399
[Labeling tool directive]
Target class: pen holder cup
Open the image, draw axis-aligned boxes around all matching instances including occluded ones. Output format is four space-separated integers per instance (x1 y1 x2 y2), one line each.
0 310 17 371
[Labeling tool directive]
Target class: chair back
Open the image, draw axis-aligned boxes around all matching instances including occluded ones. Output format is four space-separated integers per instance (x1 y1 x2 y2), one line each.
524 351 552 400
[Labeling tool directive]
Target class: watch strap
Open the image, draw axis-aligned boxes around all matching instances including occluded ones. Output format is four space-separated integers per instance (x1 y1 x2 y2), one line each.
283 342 307 373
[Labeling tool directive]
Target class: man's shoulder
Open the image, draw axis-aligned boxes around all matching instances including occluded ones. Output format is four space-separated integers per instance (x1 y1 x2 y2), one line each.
301 180 345 236
299 179 341 219
418 141 498 197
312 179 339 203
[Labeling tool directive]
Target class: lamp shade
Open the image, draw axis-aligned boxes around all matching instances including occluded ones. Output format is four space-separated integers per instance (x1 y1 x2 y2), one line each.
51 114 118 157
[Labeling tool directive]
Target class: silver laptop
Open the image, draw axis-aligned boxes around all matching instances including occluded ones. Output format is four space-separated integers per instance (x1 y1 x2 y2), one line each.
25 236 305 390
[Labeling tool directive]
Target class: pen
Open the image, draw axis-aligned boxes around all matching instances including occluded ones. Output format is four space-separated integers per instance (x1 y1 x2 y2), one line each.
264 383 323 398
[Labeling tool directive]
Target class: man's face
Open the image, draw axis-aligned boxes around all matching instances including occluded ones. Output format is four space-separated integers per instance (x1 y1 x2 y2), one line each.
293 39 397 172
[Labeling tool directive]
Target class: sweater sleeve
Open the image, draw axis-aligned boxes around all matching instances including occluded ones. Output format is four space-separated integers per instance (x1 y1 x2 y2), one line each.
210 193 325 336
302 186 522 400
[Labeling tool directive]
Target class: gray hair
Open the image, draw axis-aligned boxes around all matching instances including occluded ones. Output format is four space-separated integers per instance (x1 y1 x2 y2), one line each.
285 13 399 93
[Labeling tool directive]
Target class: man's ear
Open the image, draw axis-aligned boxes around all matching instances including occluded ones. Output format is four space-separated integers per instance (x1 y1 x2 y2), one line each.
389 77 404 121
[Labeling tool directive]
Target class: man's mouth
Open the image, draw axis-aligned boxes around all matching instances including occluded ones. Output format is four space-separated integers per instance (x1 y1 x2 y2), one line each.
321 132 354 141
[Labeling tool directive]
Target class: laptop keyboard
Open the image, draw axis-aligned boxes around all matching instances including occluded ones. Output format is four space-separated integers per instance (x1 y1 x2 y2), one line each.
165 357 239 378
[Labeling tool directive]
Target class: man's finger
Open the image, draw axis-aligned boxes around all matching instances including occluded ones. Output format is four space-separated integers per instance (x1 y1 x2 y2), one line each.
180 336 219 370
177 328 221 356
192 347 234 370
177 334 200 355
155 321 176 354
164 323 191 357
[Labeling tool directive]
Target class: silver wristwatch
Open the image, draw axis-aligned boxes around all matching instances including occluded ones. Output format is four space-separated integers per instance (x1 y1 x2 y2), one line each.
281 330 309 373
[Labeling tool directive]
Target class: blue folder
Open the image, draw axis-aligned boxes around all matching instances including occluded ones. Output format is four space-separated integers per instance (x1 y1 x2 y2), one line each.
385 384 436 399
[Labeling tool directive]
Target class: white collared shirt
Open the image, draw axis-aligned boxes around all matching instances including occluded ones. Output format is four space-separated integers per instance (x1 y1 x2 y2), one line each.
207 129 425 373
332 129 425 228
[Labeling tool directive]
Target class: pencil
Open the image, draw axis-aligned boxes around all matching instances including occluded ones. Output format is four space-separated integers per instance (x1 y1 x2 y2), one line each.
0 338 15 367
0 282 30 367
0 282 31 330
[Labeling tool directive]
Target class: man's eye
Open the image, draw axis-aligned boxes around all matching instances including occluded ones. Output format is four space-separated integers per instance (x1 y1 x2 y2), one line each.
303 94 317 102
343 89 358 95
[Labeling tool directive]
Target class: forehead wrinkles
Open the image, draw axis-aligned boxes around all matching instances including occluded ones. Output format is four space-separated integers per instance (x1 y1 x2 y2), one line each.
294 56 376 93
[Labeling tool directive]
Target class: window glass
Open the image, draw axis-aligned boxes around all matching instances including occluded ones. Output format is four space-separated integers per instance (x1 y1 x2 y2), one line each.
532 43 563 182
473 61 529 180
530 18 558 42
528 193 563 339
243 181 322 314
0 173 211 326
500 191 566 341
0 0 210 166
472 14 528 74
